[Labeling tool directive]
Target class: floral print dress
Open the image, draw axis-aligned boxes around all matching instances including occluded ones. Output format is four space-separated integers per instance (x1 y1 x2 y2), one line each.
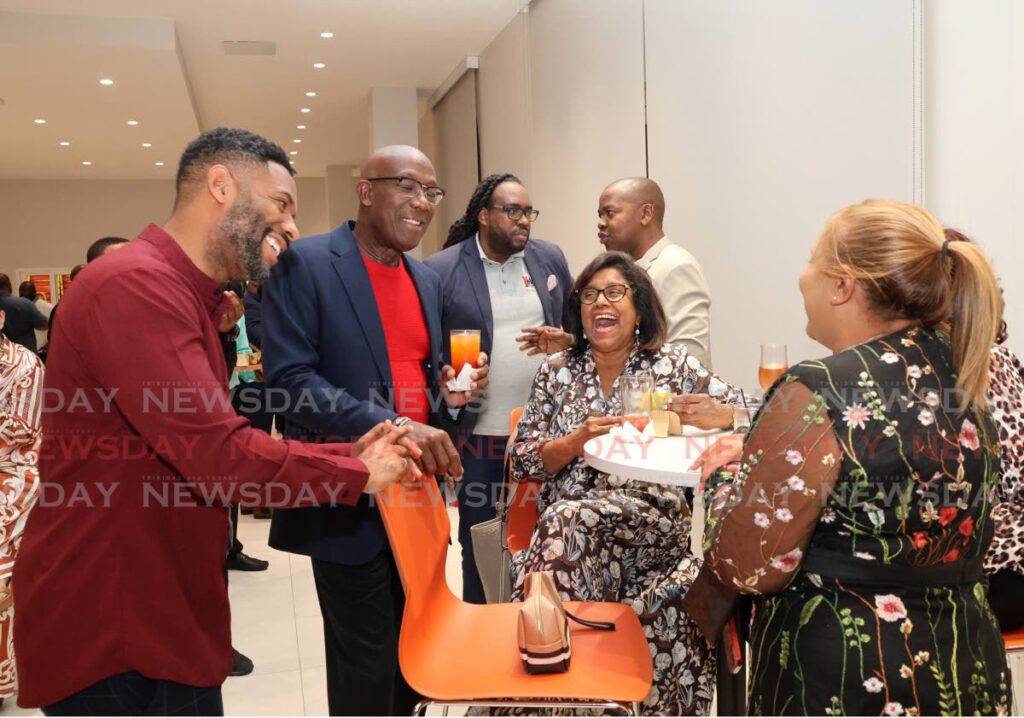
695 328 1010 716
0 336 43 698
510 343 739 716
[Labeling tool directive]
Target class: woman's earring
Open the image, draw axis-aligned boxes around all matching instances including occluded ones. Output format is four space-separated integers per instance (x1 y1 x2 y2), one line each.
635 324 640 340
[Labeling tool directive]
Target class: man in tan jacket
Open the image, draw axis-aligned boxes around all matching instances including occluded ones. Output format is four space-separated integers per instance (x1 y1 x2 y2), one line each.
597 177 713 367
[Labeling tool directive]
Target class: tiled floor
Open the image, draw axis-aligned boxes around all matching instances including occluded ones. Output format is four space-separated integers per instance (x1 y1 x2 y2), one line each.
4 508 1024 715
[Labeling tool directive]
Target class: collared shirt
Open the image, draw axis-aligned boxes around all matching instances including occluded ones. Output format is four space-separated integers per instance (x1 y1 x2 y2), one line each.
13 224 371 708
472 235 545 435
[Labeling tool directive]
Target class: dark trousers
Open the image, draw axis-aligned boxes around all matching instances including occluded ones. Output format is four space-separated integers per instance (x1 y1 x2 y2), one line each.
43 672 223 716
454 434 507 604
989 568 1024 631
227 382 274 557
311 548 420 716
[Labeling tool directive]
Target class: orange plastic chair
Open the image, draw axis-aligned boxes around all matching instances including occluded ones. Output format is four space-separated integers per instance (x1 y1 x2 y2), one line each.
505 406 540 553
378 478 654 715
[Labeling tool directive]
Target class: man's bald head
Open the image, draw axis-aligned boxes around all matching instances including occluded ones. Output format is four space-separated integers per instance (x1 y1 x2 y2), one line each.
597 177 668 259
354 145 441 263
603 178 666 226
360 145 435 180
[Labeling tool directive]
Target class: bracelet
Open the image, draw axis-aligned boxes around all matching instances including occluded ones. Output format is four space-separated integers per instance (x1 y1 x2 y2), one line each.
732 405 752 434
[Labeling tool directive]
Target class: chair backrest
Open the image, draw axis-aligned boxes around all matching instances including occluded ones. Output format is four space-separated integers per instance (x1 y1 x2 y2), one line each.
506 406 540 553
378 481 457 616
1005 628 1024 652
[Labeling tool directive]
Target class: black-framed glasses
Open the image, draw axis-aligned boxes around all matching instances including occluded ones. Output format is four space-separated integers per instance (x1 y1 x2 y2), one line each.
578 284 630 305
365 176 446 205
492 204 540 222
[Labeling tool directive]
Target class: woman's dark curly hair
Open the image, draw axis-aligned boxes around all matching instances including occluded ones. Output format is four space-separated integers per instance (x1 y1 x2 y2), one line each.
444 173 521 249
563 251 667 356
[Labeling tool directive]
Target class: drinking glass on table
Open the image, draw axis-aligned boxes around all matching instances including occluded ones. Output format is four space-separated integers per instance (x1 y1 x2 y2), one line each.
619 373 654 432
450 329 481 374
759 343 788 392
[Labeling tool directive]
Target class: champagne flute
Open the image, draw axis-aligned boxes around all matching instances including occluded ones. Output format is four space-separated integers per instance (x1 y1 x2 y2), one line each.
759 343 788 392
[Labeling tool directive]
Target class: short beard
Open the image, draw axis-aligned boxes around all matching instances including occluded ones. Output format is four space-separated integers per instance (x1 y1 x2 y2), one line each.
215 190 270 282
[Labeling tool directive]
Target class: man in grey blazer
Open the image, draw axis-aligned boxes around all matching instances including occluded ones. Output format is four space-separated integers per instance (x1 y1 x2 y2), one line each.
598 177 714 368
425 173 572 603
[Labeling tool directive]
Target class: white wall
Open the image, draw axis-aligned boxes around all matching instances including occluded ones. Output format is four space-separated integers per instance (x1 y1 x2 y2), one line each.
477 0 647 274
924 0 1024 357
470 0 920 390
645 0 917 387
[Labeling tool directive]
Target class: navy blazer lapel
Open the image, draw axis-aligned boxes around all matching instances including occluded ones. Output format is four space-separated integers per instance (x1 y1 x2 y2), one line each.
329 226 391 387
404 258 442 378
461 239 494 351
523 244 556 326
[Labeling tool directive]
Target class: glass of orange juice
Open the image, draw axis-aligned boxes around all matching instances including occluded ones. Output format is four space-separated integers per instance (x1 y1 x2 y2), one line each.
450 329 481 373
759 343 788 392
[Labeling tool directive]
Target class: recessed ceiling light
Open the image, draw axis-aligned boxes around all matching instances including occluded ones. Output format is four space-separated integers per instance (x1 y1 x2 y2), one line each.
34 118 46 124
296 124 306 129
82 161 92 166
313 62 326 69
290 151 298 156
305 91 317 97
58 141 70 147
155 161 164 166
142 142 152 148
293 139 302 143
300 107 311 113
99 78 114 86
320 32 334 38
127 120 139 126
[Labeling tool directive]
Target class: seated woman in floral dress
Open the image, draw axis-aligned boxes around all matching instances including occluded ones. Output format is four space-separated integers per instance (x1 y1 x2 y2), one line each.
509 251 744 716
685 199 1010 716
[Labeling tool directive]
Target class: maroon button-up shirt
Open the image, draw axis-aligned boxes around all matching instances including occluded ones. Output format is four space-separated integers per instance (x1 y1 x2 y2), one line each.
13 225 371 708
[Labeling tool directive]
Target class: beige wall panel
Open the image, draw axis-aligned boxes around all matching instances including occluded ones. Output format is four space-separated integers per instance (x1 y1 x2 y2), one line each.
432 71 481 250
525 0 647 274
645 0 916 389
924 0 1024 358
1 176 328 274
478 12 531 186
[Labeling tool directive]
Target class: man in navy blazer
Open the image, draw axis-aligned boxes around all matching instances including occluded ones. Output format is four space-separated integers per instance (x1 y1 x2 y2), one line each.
262 146 488 716
424 173 573 603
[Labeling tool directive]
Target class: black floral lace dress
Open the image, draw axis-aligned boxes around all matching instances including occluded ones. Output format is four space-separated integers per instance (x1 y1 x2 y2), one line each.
693 328 1010 716
509 343 739 716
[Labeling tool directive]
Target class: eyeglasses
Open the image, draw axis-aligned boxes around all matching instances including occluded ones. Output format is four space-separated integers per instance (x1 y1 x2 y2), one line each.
492 204 540 222
365 176 446 205
578 284 630 305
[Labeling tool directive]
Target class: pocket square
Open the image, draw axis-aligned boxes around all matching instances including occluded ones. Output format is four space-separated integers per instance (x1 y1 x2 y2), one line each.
547 274 558 291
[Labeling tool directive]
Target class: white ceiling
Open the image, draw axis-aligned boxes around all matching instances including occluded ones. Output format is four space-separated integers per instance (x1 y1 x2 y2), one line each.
0 0 525 179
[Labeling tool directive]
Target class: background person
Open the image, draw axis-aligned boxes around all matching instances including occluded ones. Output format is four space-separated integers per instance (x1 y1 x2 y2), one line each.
425 172 572 604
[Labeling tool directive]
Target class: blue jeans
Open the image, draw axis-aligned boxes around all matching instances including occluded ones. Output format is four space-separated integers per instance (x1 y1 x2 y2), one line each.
453 434 508 604
43 672 223 716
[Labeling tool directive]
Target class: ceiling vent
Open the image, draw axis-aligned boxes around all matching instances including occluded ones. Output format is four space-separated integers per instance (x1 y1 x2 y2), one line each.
223 41 276 56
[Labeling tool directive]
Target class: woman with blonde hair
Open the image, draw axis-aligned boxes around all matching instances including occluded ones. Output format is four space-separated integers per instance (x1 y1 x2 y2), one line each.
685 199 1010 715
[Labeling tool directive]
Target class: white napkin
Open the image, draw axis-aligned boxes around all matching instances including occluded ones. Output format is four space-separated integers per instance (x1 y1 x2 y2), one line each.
610 419 655 443
445 363 475 392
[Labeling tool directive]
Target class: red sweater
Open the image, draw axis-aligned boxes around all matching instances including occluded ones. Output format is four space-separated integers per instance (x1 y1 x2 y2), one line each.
14 225 371 707
362 254 430 425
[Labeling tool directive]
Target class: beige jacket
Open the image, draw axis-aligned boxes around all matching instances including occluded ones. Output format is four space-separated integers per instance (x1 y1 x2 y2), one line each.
637 236 712 368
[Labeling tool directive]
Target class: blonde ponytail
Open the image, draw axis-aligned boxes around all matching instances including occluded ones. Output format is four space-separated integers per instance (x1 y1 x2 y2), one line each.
944 240 1004 410
819 199 1003 411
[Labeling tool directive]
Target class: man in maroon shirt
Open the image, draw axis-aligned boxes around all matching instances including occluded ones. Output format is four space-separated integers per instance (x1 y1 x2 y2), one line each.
12 128 421 716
